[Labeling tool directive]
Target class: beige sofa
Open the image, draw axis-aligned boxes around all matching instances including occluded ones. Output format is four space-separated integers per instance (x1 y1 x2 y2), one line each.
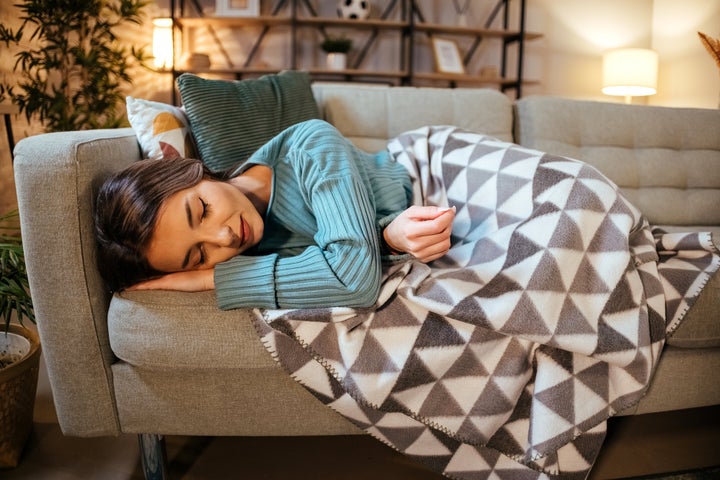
13 84 720 478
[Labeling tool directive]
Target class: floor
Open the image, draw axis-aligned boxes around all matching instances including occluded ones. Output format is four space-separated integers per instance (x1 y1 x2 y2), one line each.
3 354 720 480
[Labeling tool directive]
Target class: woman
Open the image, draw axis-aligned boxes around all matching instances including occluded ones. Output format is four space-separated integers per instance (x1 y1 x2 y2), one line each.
95 119 455 310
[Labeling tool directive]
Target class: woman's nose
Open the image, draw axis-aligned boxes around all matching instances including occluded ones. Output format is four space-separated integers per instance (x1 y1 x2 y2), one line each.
212 225 239 247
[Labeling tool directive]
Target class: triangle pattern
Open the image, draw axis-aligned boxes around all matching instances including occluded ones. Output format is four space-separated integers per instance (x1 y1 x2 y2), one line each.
255 126 719 480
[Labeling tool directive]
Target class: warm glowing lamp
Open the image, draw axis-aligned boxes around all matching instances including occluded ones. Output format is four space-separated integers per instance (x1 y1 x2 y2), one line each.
602 48 658 104
152 18 174 70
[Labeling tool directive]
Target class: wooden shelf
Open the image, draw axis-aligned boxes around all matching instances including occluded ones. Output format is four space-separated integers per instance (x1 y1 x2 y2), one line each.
414 22 541 40
176 16 409 30
176 16 291 28
174 67 408 80
171 0 540 99
308 68 408 78
175 16 541 39
172 68 543 86
0 104 19 115
297 17 409 30
413 72 539 87
174 67 282 76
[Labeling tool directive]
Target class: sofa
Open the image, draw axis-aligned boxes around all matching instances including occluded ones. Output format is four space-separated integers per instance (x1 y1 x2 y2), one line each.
13 82 720 478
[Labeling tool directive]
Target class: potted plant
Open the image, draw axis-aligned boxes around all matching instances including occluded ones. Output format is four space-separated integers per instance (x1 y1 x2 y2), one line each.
0 0 149 132
321 35 352 71
0 209 40 468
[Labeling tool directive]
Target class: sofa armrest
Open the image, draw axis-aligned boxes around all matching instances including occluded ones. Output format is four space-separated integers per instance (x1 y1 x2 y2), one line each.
14 128 141 436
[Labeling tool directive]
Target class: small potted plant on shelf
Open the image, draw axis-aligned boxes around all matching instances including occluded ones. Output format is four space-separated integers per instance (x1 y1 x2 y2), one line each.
0 209 40 468
321 35 353 71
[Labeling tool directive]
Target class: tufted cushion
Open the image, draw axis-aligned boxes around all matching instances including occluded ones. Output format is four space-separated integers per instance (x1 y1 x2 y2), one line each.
312 83 514 152
515 96 720 226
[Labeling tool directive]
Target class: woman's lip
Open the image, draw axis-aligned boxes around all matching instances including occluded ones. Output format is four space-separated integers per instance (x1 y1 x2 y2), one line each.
240 217 250 246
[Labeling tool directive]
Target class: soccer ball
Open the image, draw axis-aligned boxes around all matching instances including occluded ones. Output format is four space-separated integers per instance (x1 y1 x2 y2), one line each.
337 0 370 20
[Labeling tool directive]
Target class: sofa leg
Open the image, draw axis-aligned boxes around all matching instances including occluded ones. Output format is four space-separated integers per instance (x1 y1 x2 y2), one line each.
138 433 168 480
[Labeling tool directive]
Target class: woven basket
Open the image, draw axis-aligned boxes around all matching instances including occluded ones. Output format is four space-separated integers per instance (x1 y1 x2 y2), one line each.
0 324 41 468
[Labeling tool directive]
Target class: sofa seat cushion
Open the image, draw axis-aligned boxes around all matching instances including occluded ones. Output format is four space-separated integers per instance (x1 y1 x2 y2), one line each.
107 232 719 371
108 290 275 370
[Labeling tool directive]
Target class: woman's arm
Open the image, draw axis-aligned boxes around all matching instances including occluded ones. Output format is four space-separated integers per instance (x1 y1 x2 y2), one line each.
216 120 384 310
127 268 215 291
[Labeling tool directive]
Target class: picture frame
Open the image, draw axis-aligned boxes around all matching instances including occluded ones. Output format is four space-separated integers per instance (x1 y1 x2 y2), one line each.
215 0 259 17
432 37 465 74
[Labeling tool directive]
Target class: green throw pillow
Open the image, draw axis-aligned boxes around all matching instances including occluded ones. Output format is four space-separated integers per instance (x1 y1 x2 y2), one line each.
177 71 321 172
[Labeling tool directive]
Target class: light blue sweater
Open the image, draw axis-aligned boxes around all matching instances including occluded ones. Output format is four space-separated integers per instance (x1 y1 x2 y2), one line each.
214 119 412 310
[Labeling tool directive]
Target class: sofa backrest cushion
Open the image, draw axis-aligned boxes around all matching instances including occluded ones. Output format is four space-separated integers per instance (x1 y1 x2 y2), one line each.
311 83 514 153
515 96 720 226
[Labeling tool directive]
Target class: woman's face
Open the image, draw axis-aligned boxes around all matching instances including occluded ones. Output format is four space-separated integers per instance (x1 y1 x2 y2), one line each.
145 179 264 273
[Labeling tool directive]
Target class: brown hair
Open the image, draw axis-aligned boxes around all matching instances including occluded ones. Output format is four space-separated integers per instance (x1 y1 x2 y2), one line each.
94 158 221 292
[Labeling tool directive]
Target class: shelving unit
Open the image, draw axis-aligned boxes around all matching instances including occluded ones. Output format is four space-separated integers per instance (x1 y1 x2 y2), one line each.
168 0 540 98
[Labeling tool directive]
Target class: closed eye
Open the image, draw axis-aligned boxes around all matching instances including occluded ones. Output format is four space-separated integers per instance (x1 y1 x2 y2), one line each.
196 198 209 266
197 244 206 266
200 197 211 220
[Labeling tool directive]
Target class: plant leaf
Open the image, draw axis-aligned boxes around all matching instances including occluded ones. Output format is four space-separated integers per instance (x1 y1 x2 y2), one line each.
698 31 720 70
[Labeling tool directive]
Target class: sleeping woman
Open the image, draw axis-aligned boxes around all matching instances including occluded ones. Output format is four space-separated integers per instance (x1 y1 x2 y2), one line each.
94 119 455 310
95 115 720 480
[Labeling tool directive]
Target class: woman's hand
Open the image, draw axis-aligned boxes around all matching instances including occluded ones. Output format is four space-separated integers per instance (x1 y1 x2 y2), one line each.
126 268 215 292
384 205 455 263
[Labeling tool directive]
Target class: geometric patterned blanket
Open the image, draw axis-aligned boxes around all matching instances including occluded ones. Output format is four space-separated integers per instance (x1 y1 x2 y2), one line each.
252 127 719 479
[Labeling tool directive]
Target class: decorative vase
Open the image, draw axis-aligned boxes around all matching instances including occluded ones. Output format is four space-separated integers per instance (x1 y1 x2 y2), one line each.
326 53 347 70
0 324 41 468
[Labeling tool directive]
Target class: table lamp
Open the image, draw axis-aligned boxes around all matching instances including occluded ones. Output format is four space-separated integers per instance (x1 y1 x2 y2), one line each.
602 48 658 104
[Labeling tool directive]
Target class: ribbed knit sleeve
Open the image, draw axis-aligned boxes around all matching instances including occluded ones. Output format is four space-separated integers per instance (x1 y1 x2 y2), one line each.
215 254 278 309
214 119 401 310
273 173 380 307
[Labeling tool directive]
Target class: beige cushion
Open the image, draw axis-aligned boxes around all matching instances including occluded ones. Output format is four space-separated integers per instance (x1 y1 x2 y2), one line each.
312 84 514 152
515 96 720 226
109 290 271 369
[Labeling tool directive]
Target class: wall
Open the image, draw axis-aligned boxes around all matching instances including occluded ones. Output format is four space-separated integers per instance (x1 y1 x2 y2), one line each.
1 0 719 212
0 5 26 214
651 0 720 107
0 3 162 213
522 0 720 108
522 0 655 102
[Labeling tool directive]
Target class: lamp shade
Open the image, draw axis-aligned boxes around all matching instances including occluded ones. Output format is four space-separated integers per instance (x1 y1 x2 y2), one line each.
602 48 658 97
152 18 174 70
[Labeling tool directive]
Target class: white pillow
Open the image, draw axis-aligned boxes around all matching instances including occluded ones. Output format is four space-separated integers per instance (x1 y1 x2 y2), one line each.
126 96 198 161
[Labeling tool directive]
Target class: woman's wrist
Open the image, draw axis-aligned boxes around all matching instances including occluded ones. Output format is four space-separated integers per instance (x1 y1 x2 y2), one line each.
382 228 403 256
